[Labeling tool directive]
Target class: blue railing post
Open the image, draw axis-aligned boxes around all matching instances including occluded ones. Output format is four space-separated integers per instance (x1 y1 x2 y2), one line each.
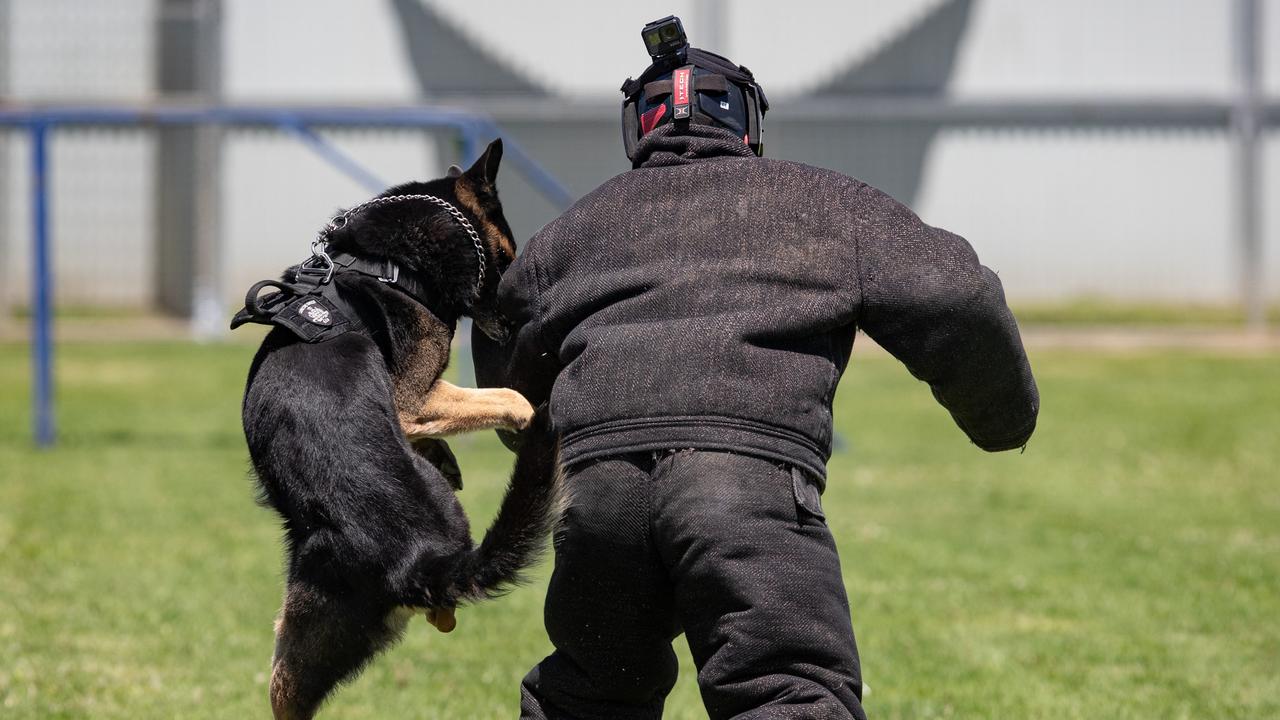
30 121 55 447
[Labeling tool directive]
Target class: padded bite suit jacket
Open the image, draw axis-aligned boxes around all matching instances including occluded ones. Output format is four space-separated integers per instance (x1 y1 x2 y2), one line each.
474 123 1039 478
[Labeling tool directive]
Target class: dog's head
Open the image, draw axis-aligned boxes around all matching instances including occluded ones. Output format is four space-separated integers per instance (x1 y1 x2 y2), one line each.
323 139 518 341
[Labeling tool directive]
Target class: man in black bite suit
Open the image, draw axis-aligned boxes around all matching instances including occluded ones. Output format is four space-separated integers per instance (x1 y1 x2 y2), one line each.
474 20 1039 720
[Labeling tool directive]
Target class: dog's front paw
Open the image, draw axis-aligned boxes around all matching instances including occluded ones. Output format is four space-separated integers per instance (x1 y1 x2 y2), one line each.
503 390 535 432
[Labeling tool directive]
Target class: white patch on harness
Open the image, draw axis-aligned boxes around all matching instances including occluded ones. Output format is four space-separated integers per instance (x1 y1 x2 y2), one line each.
720 100 731 110
297 299 332 326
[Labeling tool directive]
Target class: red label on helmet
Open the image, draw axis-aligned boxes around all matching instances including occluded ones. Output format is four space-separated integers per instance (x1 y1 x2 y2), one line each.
641 104 667 134
673 67 691 106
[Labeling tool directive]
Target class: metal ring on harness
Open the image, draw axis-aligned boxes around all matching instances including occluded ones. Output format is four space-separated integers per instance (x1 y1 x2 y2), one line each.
300 241 336 285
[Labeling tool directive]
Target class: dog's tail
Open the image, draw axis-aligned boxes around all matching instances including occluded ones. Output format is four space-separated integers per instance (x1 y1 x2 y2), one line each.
451 406 563 601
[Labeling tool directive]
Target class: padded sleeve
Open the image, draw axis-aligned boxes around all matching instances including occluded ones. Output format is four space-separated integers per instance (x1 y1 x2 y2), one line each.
854 186 1039 451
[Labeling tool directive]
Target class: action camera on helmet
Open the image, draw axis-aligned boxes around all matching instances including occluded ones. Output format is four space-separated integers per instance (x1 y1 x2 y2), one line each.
641 15 689 64
620 15 769 164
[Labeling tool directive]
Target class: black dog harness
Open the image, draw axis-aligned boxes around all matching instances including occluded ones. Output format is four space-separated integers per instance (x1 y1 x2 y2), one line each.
230 193 487 343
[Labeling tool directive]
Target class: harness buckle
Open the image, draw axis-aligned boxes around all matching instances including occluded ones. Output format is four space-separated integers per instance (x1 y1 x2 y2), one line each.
298 240 335 285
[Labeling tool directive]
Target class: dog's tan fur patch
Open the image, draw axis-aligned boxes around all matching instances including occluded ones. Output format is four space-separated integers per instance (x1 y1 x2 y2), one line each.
455 178 516 262
271 611 301 720
390 307 453 421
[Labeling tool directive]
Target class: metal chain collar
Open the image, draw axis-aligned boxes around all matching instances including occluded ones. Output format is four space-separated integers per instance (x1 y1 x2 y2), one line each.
306 193 488 295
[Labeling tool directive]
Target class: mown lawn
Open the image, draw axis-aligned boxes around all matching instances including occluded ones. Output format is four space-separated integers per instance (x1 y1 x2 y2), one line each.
1 340 1277 719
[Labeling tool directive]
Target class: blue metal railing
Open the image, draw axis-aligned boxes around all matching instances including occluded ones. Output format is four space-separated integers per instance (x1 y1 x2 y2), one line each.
0 104 577 447
29 122 54 448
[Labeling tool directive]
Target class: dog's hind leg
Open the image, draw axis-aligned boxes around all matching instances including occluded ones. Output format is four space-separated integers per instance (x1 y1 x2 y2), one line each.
400 380 534 439
270 581 409 720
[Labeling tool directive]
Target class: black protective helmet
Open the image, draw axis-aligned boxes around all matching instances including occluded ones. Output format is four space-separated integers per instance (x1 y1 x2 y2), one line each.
621 47 769 162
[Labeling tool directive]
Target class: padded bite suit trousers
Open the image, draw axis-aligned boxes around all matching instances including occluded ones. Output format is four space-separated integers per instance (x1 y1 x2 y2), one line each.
519 449 866 720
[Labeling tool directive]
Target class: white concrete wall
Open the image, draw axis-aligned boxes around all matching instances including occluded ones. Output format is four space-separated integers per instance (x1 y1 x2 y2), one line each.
915 0 1277 302
2 0 1278 310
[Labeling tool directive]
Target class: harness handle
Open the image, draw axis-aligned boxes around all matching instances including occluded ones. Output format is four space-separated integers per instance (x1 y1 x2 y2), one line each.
230 280 295 329
246 280 293 317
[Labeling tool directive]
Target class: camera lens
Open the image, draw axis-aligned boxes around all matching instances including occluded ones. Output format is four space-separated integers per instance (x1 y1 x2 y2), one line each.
660 25 679 40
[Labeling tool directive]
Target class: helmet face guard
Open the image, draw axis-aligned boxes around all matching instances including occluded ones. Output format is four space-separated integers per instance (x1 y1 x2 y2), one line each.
621 48 768 162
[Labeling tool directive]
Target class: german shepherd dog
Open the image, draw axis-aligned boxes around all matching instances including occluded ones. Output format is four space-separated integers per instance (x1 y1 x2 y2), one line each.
239 140 561 719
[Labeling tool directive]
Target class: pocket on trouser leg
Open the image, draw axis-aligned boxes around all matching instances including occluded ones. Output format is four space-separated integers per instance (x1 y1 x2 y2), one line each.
791 466 827 525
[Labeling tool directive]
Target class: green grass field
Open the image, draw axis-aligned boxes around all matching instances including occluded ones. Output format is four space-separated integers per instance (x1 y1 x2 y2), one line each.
1 341 1277 719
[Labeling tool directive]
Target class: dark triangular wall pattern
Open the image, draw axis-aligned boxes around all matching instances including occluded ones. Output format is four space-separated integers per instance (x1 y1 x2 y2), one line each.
390 0 546 96
813 0 974 96
801 0 975 205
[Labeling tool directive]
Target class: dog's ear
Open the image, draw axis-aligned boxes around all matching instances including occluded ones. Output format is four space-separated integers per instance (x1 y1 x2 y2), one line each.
446 164 463 178
463 138 503 190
